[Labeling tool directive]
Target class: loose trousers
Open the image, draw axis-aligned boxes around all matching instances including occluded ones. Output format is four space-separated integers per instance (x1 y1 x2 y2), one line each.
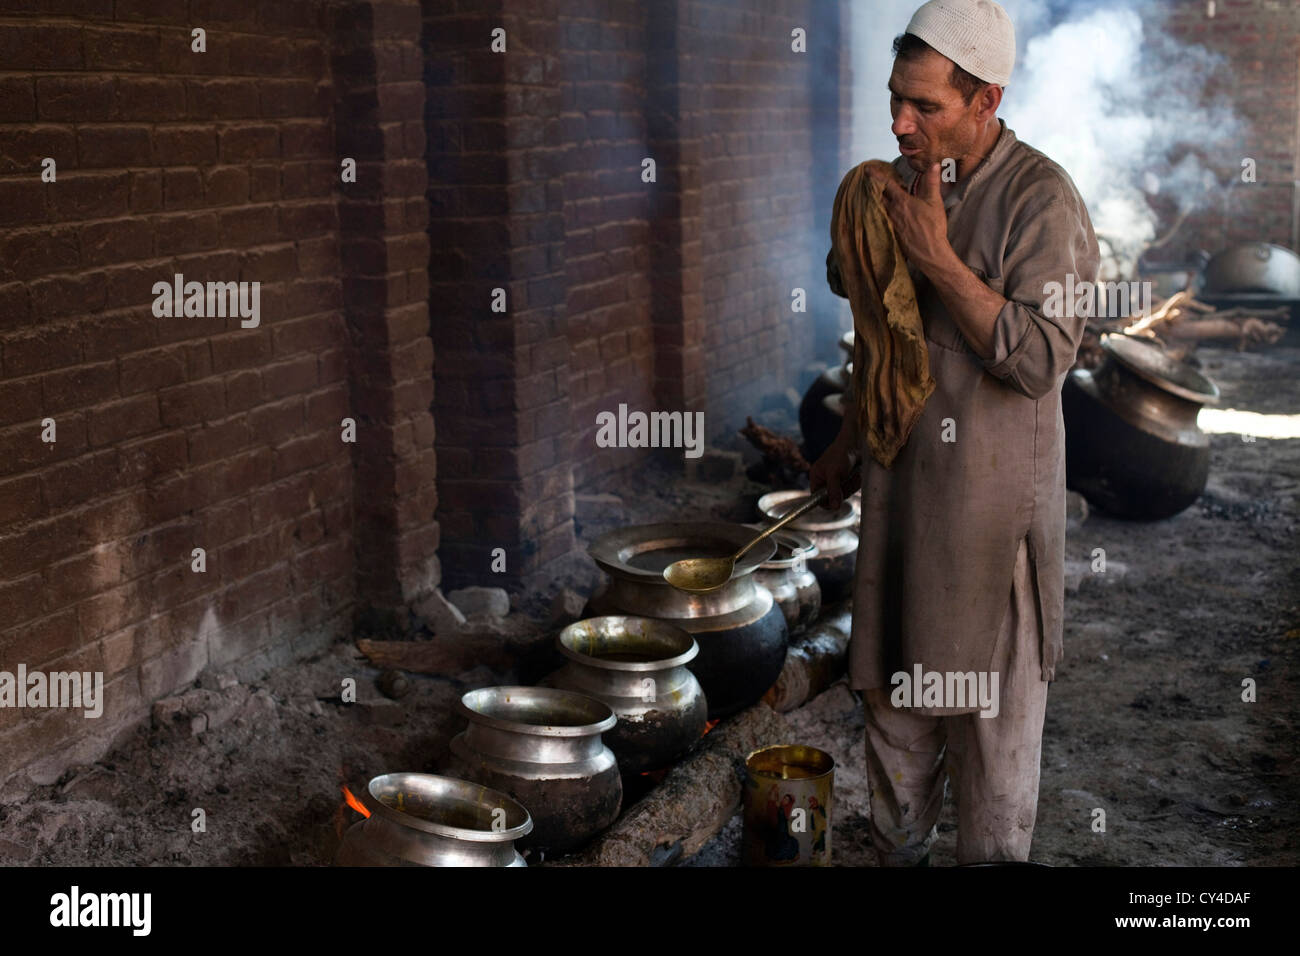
862 538 1050 865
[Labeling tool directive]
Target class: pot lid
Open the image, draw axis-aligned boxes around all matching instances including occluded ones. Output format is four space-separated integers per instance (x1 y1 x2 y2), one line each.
1100 333 1220 405
588 521 776 582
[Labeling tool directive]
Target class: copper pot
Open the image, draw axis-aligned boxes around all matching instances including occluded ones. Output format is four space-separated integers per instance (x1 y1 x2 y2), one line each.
1064 334 1220 519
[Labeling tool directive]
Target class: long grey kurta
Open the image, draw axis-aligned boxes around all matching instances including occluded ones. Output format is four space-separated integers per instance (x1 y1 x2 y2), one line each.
827 120 1100 700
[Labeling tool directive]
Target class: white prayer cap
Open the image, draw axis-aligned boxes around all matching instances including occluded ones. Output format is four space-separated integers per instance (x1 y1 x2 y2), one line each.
905 0 1016 87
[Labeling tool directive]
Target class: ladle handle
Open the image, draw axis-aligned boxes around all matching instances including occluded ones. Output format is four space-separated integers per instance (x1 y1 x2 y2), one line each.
736 461 862 560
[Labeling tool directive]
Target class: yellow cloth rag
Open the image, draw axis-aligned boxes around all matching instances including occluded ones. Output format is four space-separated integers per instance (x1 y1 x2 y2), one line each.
829 160 935 469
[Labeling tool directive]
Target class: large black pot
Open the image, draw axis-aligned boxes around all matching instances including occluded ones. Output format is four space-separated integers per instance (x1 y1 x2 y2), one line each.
586 522 788 719
1201 242 1300 296
800 363 853 463
1063 334 1220 520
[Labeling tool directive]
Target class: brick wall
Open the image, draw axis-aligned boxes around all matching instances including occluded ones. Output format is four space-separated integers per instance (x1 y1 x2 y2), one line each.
1160 0 1300 258
0 0 849 788
691 0 830 440
563 0 655 491
0 0 436 790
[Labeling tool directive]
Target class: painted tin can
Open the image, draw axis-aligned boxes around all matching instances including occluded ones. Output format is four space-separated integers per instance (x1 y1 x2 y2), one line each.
742 744 834 867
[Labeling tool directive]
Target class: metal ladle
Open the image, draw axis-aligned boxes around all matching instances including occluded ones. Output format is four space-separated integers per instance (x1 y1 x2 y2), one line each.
663 464 860 594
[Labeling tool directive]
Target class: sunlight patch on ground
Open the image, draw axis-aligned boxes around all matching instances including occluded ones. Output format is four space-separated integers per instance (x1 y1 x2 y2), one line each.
1198 408 1300 439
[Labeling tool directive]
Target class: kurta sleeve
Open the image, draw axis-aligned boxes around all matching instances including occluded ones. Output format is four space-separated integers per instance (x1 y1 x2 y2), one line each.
980 188 1100 400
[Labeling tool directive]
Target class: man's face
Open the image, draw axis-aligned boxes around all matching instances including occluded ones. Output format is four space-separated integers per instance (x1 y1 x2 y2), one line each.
888 49 985 173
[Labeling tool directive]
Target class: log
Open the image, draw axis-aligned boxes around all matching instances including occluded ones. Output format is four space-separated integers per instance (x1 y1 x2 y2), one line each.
355 638 512 674
740 416 810 473
552 702 791 867
763 607 853 712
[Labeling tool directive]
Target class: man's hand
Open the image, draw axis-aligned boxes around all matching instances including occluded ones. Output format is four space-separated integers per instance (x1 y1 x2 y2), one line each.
809 436 859 511
866 161 1006 360
867 162 957 279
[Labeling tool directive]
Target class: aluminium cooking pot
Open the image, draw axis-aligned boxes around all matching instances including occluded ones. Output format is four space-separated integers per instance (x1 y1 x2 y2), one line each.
447 686 622 853
586 522 788 719
545 616 708 774
1200 242 1300 297
334 772 532 867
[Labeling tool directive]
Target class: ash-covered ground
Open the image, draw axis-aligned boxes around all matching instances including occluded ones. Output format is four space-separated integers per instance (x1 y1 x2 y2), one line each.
0 345 1294 867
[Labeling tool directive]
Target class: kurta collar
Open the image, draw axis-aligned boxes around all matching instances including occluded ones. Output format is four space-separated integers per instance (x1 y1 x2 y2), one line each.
905 118 1016 210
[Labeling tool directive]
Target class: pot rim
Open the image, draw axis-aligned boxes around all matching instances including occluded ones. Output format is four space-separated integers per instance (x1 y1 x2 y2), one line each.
458 685 618 737
745 743 836 781
362 772 533 843
557 616 699 671
588 521 775 582
744 527 820 568
757 489 860 531
1100 333 1221 405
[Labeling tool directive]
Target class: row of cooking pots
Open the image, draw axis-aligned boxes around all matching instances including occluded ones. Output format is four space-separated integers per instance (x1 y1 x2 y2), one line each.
336 617 707 866
338 500 862 866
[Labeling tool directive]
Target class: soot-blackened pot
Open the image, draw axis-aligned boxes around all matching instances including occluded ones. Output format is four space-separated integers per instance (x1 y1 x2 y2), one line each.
1063 333 1220 520
447 686 622 853
545 616 708 773
586 522 788 720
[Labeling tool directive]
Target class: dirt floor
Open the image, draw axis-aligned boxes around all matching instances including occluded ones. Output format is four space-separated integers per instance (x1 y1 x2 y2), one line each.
0 344 1294 867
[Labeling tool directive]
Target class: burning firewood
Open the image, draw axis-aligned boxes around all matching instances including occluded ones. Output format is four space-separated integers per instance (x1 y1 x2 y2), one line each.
740 417 809 486
1123 290 1285 356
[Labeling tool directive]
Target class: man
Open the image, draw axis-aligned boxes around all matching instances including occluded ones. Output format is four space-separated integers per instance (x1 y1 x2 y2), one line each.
812 0 1099 864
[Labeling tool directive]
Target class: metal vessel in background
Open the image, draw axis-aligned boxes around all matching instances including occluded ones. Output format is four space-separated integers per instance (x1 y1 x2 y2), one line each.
447 686 622 853
1200 242 1300 297
756 490 860 603
546 616 708 774
1063 333 1220 520
334 772 532 867
751 529 821 635
586 522 788 719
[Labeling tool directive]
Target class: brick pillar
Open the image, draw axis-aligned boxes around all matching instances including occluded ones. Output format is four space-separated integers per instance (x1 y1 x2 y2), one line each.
811 0 852 355
424 0 577 590
331 0 438 626
646 2 708 423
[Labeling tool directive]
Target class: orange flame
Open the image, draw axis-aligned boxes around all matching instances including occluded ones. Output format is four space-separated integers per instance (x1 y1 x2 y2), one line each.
342 785 370 818
702 718 720 737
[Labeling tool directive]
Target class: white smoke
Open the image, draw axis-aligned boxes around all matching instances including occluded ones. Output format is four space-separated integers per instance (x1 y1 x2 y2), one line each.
850 0 1240 267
